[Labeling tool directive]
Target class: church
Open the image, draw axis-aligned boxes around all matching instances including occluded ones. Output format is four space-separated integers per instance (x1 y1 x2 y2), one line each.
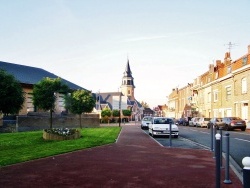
94 59 143 121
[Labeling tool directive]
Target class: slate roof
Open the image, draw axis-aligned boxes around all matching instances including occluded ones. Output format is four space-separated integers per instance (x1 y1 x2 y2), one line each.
0 61 87 90
95 92 142 111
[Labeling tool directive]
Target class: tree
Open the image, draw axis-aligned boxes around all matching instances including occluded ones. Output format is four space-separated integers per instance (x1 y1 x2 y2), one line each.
141 101 149 108
122 109 132 116
101 108 112 123
112 109 120 123
64 89 95 129
0 69 25 116
32 77 69 129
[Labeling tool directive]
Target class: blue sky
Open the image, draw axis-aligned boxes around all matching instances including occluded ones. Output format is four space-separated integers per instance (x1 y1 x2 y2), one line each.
1 0 250 108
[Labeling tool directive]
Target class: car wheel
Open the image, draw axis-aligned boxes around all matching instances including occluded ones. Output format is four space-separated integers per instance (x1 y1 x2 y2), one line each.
241 128 246 131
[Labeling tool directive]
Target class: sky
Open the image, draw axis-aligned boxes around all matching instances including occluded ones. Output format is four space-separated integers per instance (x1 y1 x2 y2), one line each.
1 0 250 108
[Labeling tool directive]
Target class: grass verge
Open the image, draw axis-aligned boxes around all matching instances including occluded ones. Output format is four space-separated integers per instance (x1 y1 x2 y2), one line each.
0 126 121 167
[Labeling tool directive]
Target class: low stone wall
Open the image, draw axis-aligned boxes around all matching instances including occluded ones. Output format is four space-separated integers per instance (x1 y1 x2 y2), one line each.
16 114 100 132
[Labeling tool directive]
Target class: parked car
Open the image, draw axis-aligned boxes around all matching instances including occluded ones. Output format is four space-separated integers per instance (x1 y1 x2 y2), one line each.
196 117 211 128
148 117 179 138
176 118 188 126
189 117 200 127
221 117 246 131
141 116 152 129
207 117 223 129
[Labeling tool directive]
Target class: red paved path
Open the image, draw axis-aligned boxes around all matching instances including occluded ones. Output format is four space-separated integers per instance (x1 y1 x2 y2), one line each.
0 125 242 188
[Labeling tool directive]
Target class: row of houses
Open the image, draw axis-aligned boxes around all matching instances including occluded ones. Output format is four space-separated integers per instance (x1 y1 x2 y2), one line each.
166 45 250 122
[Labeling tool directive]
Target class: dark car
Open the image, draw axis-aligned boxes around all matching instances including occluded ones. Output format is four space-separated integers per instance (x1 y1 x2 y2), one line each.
221 117 246 131
207 117 223 129
176 118 188 126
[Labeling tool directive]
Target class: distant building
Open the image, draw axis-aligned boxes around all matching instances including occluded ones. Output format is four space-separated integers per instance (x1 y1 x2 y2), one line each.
94 59 143 121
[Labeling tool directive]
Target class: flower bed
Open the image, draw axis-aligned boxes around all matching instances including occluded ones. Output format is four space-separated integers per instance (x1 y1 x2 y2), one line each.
43 128 81 140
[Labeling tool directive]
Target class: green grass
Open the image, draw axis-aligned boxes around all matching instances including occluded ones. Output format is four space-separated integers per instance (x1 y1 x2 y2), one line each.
0 126 121 167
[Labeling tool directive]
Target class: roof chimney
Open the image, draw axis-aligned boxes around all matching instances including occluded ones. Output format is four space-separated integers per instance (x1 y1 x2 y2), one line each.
248 45 250 54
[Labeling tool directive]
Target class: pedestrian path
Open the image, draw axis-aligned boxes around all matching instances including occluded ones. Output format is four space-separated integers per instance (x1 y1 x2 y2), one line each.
0 124 242 188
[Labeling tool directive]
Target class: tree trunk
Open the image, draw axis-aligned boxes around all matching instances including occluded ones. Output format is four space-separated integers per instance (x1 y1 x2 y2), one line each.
79 114 82 129
50 109 52 129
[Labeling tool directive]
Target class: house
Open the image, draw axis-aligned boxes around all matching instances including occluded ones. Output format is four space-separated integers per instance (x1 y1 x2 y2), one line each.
0 61 88 115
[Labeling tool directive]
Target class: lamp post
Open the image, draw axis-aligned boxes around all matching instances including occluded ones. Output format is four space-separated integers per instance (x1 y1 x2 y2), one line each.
119 92 121 127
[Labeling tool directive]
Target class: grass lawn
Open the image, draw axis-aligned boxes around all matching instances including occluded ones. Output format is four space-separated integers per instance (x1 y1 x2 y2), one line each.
0 126 121 167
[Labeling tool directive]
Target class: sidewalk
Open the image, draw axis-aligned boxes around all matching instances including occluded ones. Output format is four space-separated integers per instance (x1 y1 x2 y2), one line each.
0 124 242 188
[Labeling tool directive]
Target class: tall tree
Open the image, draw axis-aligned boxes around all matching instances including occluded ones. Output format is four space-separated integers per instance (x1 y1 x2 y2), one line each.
0 69 25 116
32 77 69 129
64 89 95 128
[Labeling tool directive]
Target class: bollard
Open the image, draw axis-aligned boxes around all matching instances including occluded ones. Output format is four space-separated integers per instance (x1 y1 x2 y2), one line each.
210 123 214 151
219 127 223 168
215 133 221 188
242 157 250 188
169 122 172 147
223 132 232 184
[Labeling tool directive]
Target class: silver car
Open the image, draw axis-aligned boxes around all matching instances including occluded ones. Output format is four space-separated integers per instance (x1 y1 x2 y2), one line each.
141 116 152 129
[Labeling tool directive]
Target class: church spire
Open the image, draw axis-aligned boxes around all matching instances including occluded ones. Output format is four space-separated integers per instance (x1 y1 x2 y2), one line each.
121 58 135 100
124 59 132 77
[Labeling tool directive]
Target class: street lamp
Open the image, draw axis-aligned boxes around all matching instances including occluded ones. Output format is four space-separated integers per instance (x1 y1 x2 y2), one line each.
119 92 121 127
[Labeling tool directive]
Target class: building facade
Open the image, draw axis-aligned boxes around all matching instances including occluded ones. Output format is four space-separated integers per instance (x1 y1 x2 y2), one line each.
167 45 250 123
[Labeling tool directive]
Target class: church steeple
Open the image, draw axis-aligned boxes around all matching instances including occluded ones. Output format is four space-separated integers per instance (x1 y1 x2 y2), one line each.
124 59 132 77
120 59 135 100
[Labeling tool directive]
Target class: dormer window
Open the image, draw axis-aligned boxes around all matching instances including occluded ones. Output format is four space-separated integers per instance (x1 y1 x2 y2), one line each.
242 57 247 66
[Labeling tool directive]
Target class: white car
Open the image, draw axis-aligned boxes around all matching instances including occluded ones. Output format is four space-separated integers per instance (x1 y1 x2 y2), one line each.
196 117 211 128
148 117 179 138
189 117 200 127
141 116 152 129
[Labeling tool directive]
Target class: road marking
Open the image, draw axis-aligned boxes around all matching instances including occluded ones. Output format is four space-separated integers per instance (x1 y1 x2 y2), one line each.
234 138 250 143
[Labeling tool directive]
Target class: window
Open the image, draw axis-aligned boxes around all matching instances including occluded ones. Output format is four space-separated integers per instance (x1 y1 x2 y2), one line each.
213 90 218 102
227 66 232 74
226 86 231 100
242 77 247 94
208 92 211 103
242 57 248 66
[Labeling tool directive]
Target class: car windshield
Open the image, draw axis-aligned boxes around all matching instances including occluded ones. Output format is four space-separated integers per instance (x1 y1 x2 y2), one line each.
154 118 173 124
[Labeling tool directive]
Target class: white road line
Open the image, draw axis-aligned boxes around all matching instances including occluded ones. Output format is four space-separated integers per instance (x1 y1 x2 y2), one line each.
234 138 250 143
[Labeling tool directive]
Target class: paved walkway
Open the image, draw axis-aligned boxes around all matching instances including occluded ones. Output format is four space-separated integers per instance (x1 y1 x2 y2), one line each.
0 124 242 188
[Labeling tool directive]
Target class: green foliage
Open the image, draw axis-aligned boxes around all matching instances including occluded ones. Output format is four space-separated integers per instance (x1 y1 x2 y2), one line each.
33 77 69 111
0 69 25 115
112 109 120 117
64 89 95 128
101 108 112 118
65 90 95 115
32 77 69 128
122 109 132 116
0 127 121 167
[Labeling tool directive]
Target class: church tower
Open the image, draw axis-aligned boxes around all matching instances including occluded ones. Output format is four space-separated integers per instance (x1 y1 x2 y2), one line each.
120 59 135 100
